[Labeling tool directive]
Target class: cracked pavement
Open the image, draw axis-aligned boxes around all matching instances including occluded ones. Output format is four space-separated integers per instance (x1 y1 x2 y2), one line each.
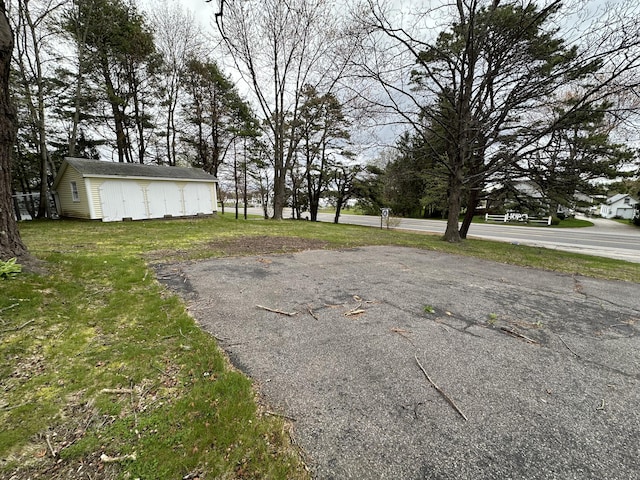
156 246 640 480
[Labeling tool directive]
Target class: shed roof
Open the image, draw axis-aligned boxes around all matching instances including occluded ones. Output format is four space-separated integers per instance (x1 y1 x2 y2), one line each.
55 157 217 187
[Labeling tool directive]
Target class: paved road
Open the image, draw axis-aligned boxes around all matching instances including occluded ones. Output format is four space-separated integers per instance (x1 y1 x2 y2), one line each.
241 208 640 262
314 212 640 263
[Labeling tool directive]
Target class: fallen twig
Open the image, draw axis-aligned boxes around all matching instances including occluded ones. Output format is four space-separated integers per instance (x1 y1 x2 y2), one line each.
354 295 377 304
256 305 297 317
414 352 468 421
1 319 34 333
45 434 58 459
307 305 318 320
264 410 297 422
100 452 137 463
101 388 134 394
0 302 19 314
152 364 169 376
556 334 580 358
391 327 413 340
499 326 538 344
344 303 365 316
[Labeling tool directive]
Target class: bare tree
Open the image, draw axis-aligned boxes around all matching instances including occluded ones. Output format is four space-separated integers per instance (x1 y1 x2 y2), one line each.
215 0 354 219
69 0 156 163
0 0 27 260
148 0 202 166
353 0 640 242
11 0 65 218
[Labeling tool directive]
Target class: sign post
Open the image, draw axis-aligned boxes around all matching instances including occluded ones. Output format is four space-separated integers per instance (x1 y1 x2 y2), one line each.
380 208 390 229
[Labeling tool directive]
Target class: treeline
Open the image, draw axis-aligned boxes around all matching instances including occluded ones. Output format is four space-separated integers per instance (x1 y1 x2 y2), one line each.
8 0 357 221
7 0 640 236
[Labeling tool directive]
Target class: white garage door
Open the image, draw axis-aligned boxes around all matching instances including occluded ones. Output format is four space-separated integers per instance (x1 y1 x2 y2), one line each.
183 183 214 215
100 181 146 222
147 182 183 218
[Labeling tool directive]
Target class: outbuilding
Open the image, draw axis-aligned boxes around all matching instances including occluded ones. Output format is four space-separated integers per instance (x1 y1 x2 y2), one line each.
599 193 638 220
53 157 218 222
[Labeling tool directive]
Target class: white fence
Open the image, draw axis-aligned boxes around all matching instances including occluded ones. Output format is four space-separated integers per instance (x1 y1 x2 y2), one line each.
485 213 552 226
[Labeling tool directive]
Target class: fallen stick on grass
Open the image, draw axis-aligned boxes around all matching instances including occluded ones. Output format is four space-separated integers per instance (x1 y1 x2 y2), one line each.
101 388 134 394
100 452 137 463
256 305 298 316
45 434 57 459
414 352 468 421
0 302 19 314
1 319 34 333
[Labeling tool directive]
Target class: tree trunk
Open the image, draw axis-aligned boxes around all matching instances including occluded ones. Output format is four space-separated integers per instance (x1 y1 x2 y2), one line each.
443 168 463 242
243 148 248 220
272 172 286 220
0 3 27 260
69 14 89 157
272 139 286 220
102 58 128 162
234 141 239 219
334 200 342 224
460 186 481 239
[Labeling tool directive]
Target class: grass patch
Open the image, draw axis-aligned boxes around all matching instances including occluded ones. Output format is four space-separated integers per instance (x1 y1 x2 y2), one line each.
552 217 593 228
2 214 638 478
478 215 594 228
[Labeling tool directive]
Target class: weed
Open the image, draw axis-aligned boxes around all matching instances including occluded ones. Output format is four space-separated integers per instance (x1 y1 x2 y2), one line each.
0 257 21 279
423 305 435 314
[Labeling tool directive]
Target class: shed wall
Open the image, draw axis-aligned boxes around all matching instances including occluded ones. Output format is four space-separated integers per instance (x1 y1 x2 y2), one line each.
57 168 92 219
96 178 217 222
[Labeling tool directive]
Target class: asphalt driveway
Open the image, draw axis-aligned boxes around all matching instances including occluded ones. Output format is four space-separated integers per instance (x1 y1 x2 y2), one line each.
156 246 639 479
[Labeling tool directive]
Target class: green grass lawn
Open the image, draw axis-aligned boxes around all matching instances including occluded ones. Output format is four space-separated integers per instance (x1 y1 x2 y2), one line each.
2 215 638 479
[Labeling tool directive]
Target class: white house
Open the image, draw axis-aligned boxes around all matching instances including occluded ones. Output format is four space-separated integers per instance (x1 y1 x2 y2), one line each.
53 157 218 222
599 193 638 220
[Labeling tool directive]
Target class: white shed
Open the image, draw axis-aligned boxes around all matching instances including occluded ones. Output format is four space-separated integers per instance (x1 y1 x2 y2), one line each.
53 157 218 222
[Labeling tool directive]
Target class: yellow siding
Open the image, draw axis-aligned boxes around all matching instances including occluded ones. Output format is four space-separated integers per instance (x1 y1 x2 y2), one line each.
87 178 104 219
56 168 92 219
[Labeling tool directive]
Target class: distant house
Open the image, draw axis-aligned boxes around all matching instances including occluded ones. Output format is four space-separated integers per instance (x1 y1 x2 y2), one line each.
53 157 218 222
599 193 638 220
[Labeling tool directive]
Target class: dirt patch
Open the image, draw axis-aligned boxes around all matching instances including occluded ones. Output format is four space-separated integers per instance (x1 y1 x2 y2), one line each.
145 236 330 264
206 235 330 256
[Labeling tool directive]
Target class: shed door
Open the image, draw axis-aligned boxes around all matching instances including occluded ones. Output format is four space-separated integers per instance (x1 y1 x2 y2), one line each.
99 180 146 222
147 182 183 218
183 183 214 215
